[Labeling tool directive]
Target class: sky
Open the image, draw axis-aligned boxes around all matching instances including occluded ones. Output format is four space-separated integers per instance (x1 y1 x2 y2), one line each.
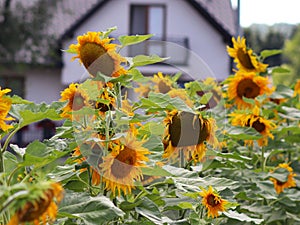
231 0 300 27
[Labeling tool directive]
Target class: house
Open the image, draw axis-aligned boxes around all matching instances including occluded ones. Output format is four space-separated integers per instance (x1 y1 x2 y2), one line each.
0 0 237 145
60 0 237 86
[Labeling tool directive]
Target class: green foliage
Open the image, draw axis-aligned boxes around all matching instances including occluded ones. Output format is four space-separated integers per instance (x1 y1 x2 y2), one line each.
0 27 299 225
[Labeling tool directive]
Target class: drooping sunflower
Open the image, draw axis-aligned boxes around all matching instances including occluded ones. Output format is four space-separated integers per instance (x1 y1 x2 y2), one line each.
0 87 14 131
7 182 63 225
270 163 297 194
68 31 127 77
227 71 273 109
163 110 218 163
73 142 103 186
199 186 228 218
227 36 268 73
229 106 276 146
151 72 174 94
100 133 150 196
60 83 90 120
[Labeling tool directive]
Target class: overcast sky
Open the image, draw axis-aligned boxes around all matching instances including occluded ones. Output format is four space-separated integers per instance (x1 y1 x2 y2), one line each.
231 0 300 27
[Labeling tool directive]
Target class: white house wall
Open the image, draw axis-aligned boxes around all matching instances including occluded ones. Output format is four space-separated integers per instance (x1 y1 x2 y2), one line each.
25 68 65 104
62 0 231 84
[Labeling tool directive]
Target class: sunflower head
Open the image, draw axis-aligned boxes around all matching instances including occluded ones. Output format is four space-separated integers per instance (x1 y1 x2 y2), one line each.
100 133 150 196
163 110 217 163
227 36 268 73
152 72 174 94
0 87 14 132
270 163 297 194
69 31 127 77
60 83 90 120
227 72 273 109
8 182 63 225
199 186 228 218
229 106 276 146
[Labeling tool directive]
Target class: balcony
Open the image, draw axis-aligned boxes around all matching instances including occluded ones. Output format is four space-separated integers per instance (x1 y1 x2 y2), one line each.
128 36 190 66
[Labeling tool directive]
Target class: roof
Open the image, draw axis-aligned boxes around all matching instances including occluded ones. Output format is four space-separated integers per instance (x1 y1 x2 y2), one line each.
54 0 237 43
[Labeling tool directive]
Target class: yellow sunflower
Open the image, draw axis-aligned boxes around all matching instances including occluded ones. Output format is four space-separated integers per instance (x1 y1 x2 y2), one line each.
152 72 174 94
73 143 103 186
163 110 218 163
68 31 127 77
199 186 228 218
270 163 297 194
100 132 150 196
134 83 151 98
0 87 14 131
294 79 300 96
168 88 194 108
227 71 273 109
229 106 276 146
8 182 63 225
227 36 268 73
60 83 90 120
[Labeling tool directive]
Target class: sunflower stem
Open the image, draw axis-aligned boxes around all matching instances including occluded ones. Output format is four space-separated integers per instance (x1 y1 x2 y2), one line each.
261 146 265 172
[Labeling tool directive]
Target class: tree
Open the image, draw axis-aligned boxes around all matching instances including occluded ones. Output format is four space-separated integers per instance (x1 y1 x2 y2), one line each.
0 0 60 67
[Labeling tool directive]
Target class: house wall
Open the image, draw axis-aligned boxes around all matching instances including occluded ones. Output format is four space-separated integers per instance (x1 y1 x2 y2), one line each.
25 68 65 104
62 0 231 84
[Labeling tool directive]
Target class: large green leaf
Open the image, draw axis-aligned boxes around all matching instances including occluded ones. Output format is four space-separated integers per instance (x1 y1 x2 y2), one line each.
223 210 264 224
131 54 168 67
226 126 262 140
59 191 124 225
118 34 153 47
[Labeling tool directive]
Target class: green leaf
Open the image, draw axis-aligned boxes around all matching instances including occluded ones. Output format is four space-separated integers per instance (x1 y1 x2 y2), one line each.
226 126 262 140
271 66 290 74
10 95 32 104
101 26 117 38
141 166 172 177
135 197 162 224
178 202 194 209
118 34 153 47
62 48 78 54
59 191 124 225
131 55 168 67
260 49 282 59
199 92 213 104
278 106 300 119
223 210 264 224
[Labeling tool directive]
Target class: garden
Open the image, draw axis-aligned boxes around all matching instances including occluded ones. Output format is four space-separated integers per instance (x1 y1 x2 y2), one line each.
0 27 299 224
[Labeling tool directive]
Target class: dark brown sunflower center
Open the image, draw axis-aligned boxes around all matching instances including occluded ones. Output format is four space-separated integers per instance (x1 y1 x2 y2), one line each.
237 78 260 99
72 93 85 111
111 147 137 179
237 48 255 70
168 112 209 147
276 180 285 186
80 42 115 77
207 194 219 207
158 81 171 94
252 120 266 133
19 189 53 222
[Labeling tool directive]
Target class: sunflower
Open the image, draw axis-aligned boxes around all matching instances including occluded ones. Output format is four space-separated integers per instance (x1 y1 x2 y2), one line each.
229 106 276 146
199 186 228 218
227 71 273 109
68 31 127 77
270 163 297 194
73 142 103 186
168 88 194 108
227 36 268 73
100 133 150 196
0 87 14 131
7 182 63 225
60 83 90 120
163 110 218 163
151 72 174 94
134 83 151 98
294 79 300 96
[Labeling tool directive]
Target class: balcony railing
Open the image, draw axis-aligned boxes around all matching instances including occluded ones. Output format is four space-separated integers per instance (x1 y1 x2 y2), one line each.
128 36 190 66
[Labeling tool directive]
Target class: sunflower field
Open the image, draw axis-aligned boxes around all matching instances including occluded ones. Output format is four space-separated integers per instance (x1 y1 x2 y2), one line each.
0 27 300 225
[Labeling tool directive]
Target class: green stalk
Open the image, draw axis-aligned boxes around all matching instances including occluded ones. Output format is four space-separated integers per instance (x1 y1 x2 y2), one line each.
261 146 265 172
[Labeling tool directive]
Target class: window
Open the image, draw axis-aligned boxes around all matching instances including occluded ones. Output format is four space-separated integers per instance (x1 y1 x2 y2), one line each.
130 5 166 56
0 76 25 97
